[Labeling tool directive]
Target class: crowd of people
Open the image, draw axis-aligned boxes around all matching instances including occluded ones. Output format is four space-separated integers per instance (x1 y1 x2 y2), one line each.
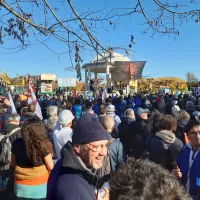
0 91 200 200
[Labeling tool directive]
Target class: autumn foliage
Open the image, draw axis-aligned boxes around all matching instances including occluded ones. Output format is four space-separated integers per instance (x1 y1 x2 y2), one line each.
138 77 187 93
75 82 85 91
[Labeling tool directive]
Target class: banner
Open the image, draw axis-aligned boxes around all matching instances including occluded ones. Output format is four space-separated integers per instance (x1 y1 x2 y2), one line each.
57 78 76 87
41 74 56 81
111 61 146 81
41 84 52 94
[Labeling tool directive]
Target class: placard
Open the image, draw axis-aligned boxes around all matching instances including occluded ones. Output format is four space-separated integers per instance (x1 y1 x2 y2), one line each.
57 78 76 87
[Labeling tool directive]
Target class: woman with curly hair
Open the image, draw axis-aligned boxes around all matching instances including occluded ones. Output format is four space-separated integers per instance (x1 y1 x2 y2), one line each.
11 117 54 200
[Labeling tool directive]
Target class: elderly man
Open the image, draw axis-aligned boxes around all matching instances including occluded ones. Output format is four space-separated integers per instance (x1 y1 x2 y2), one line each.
48 114 110 200
172 120 200 199
101 115 126 171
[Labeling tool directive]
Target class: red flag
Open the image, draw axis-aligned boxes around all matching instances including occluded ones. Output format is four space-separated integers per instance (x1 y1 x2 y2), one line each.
28 75 36 100
28 75 43 120
73 90 77 98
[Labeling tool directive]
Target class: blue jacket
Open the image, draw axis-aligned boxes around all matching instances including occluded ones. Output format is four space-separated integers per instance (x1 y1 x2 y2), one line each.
47 142 98 200
72 104 82 119
177 143 200 199
109 138 126 171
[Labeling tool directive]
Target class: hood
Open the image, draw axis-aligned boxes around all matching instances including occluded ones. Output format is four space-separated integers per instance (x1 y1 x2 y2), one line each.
24 112 36 116
2 123 19 134
178 120 188 129
156 130 175 144
61 141 94 175
122 117 135 124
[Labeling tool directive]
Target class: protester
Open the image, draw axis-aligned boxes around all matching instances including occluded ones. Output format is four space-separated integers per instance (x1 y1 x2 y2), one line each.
82 101 97 116
20 103 37 122
185 101 195 116
11 117 54 200
106 104 121 138
101 115 126 171
175 110 190 144
44 105 58 132
0 113 21 197
146 114 183 171
72 98 82 119
118 108 136 155
125 107 151 158
172 120 200 199
49 114 110 200
98 104 107 124
53 109 74 159
110 158 192 200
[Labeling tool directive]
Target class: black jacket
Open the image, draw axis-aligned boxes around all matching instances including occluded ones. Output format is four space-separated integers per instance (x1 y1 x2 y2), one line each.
0 123 21 173
118 117 135 155
2 123 21 145
123 118 151 158
146 130 183 171
47 142 98 200
175 120 188 144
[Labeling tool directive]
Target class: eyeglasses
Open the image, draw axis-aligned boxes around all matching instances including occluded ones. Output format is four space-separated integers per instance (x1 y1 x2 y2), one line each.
85 143 108 152
189 131 200 135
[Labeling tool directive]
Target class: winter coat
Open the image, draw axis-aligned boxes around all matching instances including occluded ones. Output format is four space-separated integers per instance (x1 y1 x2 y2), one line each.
118 117 135 155
177 143 200 199
125 118 151 158
72 104 82 119
0 123 21 173
154 101 166 114
107 113 121 138
108 138 126 171
20 112 37 122
176 120 189 144
146 130 183 171
47 142 98 200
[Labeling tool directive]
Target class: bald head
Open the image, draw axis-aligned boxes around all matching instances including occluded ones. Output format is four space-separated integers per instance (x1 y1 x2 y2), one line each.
101 115 115 133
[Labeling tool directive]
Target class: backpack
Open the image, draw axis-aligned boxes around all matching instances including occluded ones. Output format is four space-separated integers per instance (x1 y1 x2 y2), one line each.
0 127 20 168
128 124 146 159
146 136 174 170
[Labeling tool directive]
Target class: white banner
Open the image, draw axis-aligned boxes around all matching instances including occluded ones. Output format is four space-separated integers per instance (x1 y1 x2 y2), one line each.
57 78 76 87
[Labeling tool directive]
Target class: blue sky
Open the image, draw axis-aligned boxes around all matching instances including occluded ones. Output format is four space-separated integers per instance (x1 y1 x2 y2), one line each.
0 0 200 80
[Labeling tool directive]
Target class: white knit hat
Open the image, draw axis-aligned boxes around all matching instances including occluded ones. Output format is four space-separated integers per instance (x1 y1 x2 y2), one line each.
58 110 74 126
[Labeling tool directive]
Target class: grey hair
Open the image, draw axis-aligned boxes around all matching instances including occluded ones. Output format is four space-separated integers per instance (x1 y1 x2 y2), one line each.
7 113 20 122
47 106 58 117
46 116 58 131
176 110 190 122
124 108 135 118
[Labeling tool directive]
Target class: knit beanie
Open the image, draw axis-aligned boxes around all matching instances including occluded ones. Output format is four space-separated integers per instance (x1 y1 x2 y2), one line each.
72 113 110 145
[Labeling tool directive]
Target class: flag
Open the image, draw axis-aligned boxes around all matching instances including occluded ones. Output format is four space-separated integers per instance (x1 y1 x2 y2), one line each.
28 76 43 120
73 89 77 98
4 71 11 84
102 87 108 103
8 91 17 113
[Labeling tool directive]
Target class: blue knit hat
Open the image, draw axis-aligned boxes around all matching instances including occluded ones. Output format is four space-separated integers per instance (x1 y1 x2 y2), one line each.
72 113 110 145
